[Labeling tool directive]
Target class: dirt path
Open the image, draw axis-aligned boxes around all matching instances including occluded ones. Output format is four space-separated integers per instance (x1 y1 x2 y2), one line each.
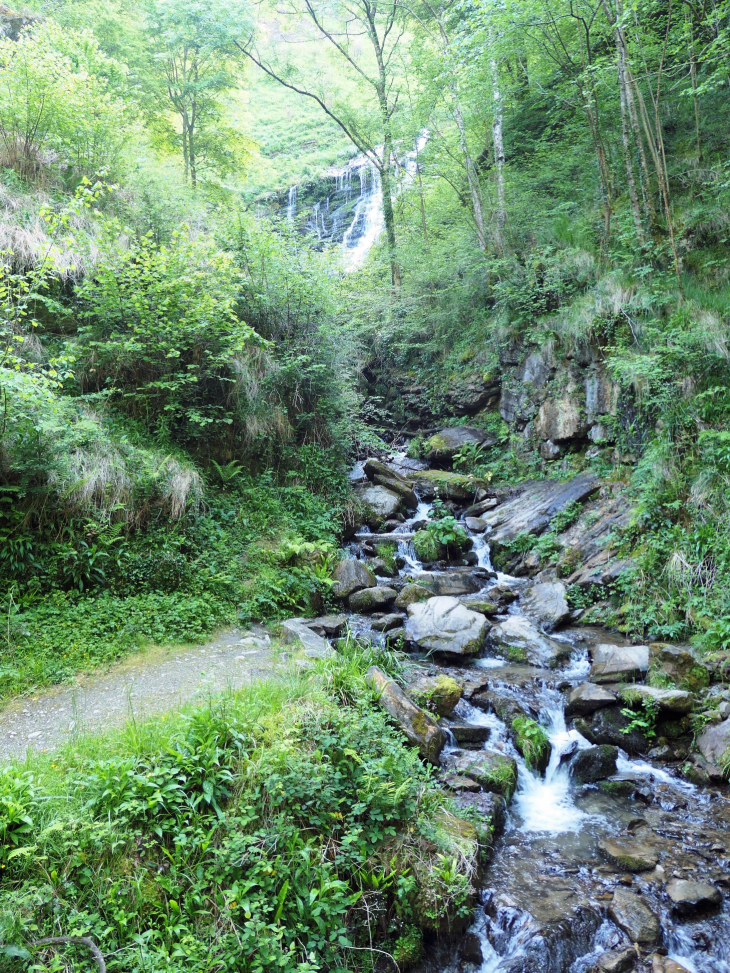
0 627 279 764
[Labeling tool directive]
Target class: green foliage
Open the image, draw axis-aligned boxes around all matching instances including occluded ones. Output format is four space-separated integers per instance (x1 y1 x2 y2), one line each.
620 694 660 742
412 498 471 563
0 660 478 972
511 717 550 772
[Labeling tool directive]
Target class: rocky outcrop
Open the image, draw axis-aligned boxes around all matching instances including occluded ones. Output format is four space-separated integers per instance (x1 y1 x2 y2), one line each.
279 619 336 659
425 426 495 466
409 470 490 502
696 718 730 776
561 491 634 588
366 666 446 765
355 484 404 526
649 643 710 691
406 597 488 657
481 473 599 547
566 683 617 718
620 684 694 715
519 581 570 631
589 643 649 684
488 615 572 667
535 397 589 444
332 559 376 599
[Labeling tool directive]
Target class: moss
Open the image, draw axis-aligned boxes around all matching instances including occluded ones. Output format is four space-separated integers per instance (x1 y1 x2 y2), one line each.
377 541 397 574
412 529 442 563
507 645 527 663
412 675 463 717
598 780 635 797
392 927 424 969
511 717 550 773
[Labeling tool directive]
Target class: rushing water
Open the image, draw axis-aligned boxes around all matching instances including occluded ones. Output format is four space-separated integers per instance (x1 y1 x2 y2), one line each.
342 462 730 973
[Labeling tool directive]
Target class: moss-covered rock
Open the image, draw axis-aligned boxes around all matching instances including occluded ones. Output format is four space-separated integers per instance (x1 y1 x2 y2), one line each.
410 470 491 502
511 716 551 773
395 583 432 609
409 674 464 717
412 529 442 563
444 750 518 799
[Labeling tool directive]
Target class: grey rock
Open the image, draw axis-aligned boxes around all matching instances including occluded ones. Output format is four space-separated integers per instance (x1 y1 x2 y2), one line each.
332 559 376 599
366 666 445 764
425 426 494 465
649 643 709 691
406 596 488 657
481 473 599 547
566 683 617 718
415 569 482 596
410 470 490 502
306 615 347 638
592 947 638 972
406 672 463 716
488 615 572 667
363 457 412 485
570 744 618 783
589 643 649 684
598 837 658 872
563 494 634 589
540 440 562 460
620 684 694 716
369 557 398 578
696 718 730 773
575 706 649 755
372 474 418 508
279 619 336 660
608 889 661 946
520 581 570 632
349 586 397 613
463 497 498 518
355 484 403 526
666 879 722 916
535 396 590 443
444 720 491 747
369 613 404 632
394 583 432 609
465 516 488 532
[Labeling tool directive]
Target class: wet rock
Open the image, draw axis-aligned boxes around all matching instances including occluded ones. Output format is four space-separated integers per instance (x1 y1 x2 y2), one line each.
406 597 488 657
410 470 490 502
589 643 649 684
444 750 518 799
332 559 376 599
471 689 531 724
566 683 617 717
598 780 635 797
394 583 432 609
649 643 709 691
652 958 692 973
620 684 694 715
608 888 661 946
407 673 463 717
425 426 494 466
415 569 482 596
484 582 520 607
665 879 722 916
488 615 572 667
481 473 599 548
279 619 336 660
368 557 398 578
463 497 499 518
370 613 404 632
591 947 638 972
465 516 488 532
366 666 446 765
575 707 649 755
445 720 491 748
460 932 483 965
696 718 730 775
355 484 404 526
570 744 618 783
519 581 570 632
598 837 658 872
458 595 501 616
349 586 397 613
305 615 347 638
454 791 507 840
363 457 412 485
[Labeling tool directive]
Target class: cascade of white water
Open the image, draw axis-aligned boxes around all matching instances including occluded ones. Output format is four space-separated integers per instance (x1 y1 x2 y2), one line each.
287 185 297 221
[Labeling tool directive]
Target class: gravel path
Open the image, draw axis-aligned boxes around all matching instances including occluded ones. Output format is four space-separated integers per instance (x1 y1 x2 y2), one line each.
0 628 278 763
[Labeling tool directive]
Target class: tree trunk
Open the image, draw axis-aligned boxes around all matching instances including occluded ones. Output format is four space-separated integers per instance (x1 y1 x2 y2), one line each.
489 38 506 253
617 39 644 241
380 133 400 287
452 96 487 252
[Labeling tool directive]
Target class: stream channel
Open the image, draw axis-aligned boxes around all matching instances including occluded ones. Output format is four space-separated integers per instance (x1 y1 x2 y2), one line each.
331 455 730 973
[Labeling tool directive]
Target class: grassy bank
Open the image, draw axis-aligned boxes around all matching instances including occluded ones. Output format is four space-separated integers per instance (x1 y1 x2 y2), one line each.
0 646 481 972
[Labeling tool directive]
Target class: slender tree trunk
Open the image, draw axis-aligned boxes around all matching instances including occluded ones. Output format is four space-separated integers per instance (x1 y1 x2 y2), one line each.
489 36 506 253
617 41 644 240
380 128 400 287
688 15 702 160
452 97 487 251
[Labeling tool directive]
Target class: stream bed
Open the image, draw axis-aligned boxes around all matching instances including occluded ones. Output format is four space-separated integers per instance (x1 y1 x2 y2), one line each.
333 457 730 973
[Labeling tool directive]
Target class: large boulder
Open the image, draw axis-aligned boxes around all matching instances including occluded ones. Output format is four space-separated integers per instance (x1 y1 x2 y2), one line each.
415 570 482 596
443 750 518 799
608 889 661 946
620 684 694 716
372 475 417 508
406 597 488 657
696 718 730 775
332 559 376 599
355 484 404 526
649 643 710 691
410 470 490 502
349 586 397 613
488 615 572 668
570 744 618 784
425 426 494 466
535 397 589 444
520 581 570 632
480 473 599 548
407 673 463 717
366 666 446 765
589 643 649 684
665 879 722 916
598 837 658 872
279 619 336 660
306 615 347 638
363 458 411 485
566 683 617 718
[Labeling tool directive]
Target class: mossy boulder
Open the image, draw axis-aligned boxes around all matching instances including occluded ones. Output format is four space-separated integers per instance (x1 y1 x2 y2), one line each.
395 583 432 609
349 586 397 613
424 426 494 467
366 666 446 764
410 470 491 502
412 529 442 563
511 716 551 773
444 750 518 799
409 674 464 717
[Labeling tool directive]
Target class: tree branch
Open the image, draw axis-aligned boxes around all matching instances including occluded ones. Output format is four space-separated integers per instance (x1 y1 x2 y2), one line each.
32 937 106 973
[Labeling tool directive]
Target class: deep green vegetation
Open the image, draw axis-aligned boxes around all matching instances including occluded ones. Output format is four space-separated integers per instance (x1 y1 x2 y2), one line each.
0 649 480 971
